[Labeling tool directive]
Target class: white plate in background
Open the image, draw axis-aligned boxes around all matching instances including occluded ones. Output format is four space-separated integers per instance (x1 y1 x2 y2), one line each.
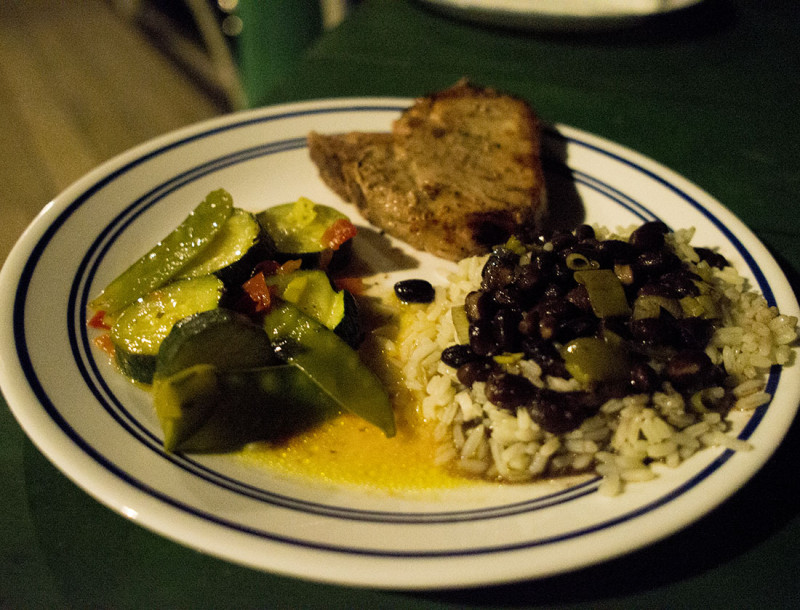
416 0 704 30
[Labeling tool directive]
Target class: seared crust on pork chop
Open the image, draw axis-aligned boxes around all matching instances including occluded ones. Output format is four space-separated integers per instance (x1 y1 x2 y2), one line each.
307 80 547 261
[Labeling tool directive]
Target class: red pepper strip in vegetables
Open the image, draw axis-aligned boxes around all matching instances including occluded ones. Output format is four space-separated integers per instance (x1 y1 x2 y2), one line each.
333 276 365 295
242 272 274 313
263 301 395 437
279 259 303 275
252 259 303 278
321 218 357 250
93 334 115 357
87 310 110 330
242 260 305 313
252 260 282 277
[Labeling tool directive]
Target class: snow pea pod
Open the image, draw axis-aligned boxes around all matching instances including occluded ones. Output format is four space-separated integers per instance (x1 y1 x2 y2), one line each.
263 301 396 437
90 189 234 315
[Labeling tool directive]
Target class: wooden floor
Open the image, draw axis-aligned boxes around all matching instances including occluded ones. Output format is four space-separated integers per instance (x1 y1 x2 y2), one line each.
0 0 226 263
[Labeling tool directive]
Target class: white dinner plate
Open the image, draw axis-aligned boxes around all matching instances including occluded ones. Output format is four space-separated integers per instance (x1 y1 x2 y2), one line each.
415 0 704 31
1 98 798 590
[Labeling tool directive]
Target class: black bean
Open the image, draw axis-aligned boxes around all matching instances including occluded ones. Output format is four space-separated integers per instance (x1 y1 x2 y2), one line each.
441 344 478 368
542 283 565 300
553 315 598 343
492 286 523 307
537 297 576 319
464 290 495 322
673 317 715 350
665 349 722 392
597 239 637 265
637 283 669 298
634 249 682 278
469 320 496 356
550 260 574 285
565 284 592 312
629 221 670 251
600 317 633 342
528 389 600 434
639 311 708 351
457 359 495 387
520 337 568 377
629 360 660 393
394 279 435 303
550 231 577 252
536 299 580 340
663 270 700 295
485 371 537 410
512 263 546 297
575 224 595 241
481 249 518 290
538 314 560 340
518 309 540 337
576 240 603 264
638 270 699 299
531 250 557 272
491 308 521 352
630 316 679 345
695 247 730 269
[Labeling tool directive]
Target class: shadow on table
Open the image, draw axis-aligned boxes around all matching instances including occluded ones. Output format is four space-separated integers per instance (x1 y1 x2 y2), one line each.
770 248 800 315
545 0 738 45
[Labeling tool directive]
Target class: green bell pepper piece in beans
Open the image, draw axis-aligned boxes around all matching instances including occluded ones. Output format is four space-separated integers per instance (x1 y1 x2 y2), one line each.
560 337 631 384
573 269 632 318
262 301 396 437
153 363 341 452
90 189 234 315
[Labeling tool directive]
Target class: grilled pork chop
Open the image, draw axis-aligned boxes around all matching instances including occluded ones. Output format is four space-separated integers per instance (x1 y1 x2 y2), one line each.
307 81 547 261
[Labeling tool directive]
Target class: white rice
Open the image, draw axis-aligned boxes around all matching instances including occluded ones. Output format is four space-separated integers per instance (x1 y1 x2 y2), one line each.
392 226 798 495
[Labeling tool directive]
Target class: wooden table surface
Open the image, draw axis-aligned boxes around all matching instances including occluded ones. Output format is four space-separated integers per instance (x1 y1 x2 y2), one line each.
0 0 224 263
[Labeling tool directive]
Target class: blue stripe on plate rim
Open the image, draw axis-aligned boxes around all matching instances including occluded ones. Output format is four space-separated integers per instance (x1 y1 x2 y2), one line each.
12 103 782 557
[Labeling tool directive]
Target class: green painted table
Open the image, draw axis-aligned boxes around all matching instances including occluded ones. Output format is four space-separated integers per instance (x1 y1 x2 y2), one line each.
2 0 799 606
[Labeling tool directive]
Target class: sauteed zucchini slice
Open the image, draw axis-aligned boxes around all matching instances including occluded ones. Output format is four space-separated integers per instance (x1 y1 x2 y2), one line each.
110 275 224 383
155 308 278 379
257 197 356 271
153 363 341 452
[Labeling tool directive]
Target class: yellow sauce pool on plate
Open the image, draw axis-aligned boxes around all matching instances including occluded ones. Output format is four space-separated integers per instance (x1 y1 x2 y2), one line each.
238 411 465 491
237 294 471 492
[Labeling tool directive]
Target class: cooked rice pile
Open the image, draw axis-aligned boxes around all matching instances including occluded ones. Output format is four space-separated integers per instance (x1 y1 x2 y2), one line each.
390 226 797 495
